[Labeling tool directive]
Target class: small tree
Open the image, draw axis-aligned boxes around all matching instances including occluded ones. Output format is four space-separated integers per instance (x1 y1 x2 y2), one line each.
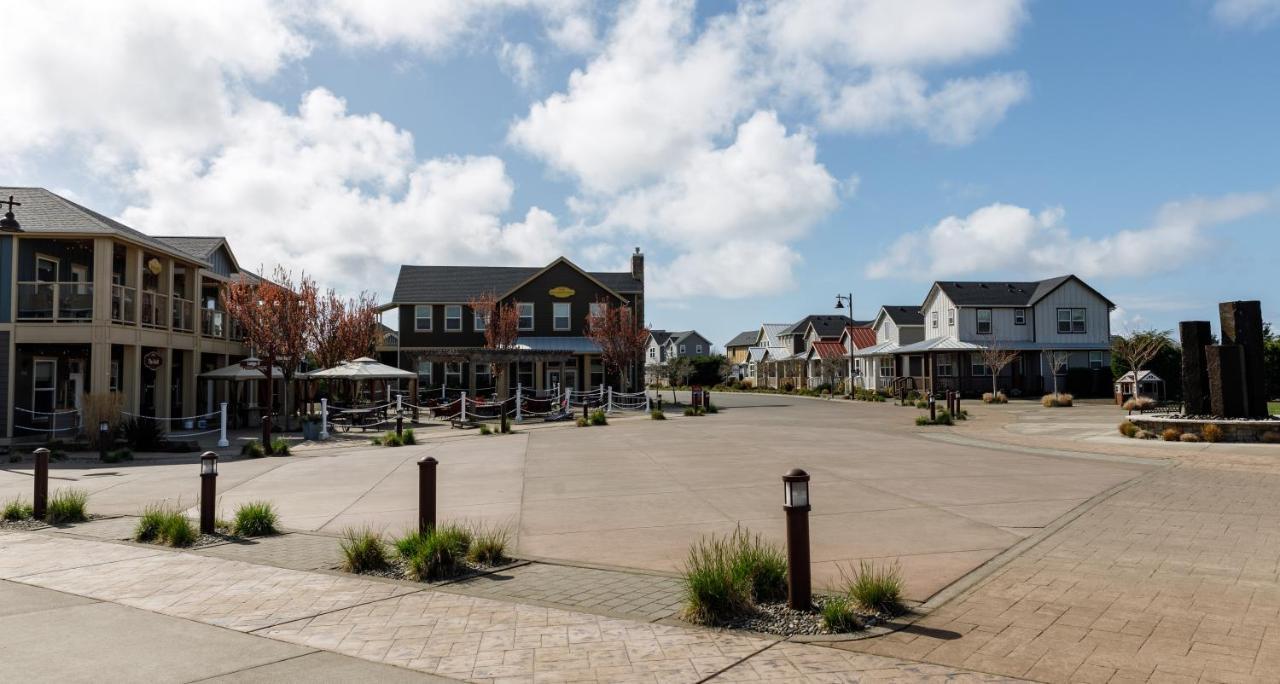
978 344 1022 398
309 289 380 371
468 292 521 431
1043 350 1072 397
584 298 650 392
1112 329 1173 400
666 356 693 403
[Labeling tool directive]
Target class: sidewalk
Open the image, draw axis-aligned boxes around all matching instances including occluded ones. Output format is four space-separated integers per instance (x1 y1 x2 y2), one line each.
0 529 1014 683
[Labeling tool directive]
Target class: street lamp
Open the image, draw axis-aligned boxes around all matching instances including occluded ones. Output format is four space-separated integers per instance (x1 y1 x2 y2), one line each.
200 451 218 534
835 293 854 396
783 468 812 610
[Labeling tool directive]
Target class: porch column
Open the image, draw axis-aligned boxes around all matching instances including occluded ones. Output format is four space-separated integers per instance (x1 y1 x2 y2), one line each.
468 361 477 394
89 341 110 397
155 348 172 419
123 345 141 414
91 237 112 325
534 361 544 392
182 350 198 420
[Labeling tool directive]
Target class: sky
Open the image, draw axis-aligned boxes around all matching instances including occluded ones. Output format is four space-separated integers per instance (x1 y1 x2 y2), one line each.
3 0 1278 348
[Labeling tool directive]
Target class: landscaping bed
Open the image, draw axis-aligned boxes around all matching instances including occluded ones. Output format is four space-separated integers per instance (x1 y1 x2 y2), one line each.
1125 416 1280 443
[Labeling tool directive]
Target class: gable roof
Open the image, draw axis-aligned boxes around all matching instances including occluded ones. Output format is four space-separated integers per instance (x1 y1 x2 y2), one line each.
391 258 641 303
649 330 672 345
841 326 878 350
880 305 924 326
758 323 789 348
781 314 853 338
932 275 1115 309
667 331 707 346
808 340 847 360
725 330 758 349
0 186 210 266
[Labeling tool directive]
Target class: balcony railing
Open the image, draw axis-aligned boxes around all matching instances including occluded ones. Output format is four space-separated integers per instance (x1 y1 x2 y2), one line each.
230 319 245 342
172 297 195 332
140 290 169 329
201 308 226 339
16 282 94 321
112 285 136 324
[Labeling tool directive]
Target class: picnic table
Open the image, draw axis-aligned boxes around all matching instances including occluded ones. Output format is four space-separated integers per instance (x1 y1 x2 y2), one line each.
332 406 387 432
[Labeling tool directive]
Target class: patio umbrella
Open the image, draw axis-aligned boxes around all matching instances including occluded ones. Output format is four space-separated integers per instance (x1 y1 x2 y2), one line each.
304 357 416 407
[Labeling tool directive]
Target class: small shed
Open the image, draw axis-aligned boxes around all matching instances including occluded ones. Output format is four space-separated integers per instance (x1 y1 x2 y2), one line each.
1114 369 1165 402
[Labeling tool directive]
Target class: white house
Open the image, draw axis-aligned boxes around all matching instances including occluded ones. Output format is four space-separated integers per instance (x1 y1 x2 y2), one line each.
851 306 925 391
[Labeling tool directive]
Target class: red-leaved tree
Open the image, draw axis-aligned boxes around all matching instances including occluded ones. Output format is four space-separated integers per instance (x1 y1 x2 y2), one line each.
584 298 650 392
308 288 380 371
469 292 522 429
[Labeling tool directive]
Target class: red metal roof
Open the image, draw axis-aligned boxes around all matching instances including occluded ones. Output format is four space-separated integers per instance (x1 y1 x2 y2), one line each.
810 341 848 360
845 325 878 350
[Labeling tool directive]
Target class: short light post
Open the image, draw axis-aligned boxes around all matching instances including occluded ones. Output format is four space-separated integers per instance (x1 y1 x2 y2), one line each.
200 451 217 535
319 397 330 440
98 420 111 461
418 456 437 534
33 448 50 520
929 393 936 421
396 394 404 438
954 391 961 416
783 468 812 610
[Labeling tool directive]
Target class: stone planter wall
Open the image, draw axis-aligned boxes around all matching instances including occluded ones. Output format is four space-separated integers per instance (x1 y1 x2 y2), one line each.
1127 416 1280 443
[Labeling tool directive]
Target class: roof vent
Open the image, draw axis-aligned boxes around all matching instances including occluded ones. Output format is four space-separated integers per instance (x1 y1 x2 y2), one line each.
0 195 20 232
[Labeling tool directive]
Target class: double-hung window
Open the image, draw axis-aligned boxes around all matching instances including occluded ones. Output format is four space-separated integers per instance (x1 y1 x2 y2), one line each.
971 353 991 376
1057 308 1086 334
1089 351 1104 369
444 305 462 332
695 344 703 354
414 305 432 332
474 308 487 332
976 308 992 334
1014 308 1026 325
679 344 686 355
517 303 534 331
417 361 433 385
948 309 955 327
444 362 463 387
879 362 893 377
649 347 656 360
936 354 954 377
553 302 571 331
931 311 939 329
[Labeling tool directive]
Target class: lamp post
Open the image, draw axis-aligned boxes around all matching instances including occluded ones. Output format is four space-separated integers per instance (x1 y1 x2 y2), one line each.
200 451 218 535
33 448 50 520
418 456 437 534
835 293 854 396
783 468 812 610
98 420 111 461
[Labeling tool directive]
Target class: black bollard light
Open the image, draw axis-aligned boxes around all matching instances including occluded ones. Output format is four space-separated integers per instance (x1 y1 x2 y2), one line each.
200 451 218 534
98 420 111 461
33 448 50 520
418 456 437 534
783 468 812 610
396 408 404 438
954 391 961 416
929 393 936 421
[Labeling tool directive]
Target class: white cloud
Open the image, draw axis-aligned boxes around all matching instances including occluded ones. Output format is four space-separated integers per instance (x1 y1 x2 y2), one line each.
499 41 539 88
648 241 803 299
1212 0 1280 28
866 192 1274 281
311 0 593 53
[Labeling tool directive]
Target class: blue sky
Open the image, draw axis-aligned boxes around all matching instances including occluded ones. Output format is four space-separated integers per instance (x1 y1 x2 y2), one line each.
5 1 1278 347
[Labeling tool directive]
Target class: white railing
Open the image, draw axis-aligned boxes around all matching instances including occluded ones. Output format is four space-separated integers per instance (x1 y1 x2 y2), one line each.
16 281 94 321
140 290 169 329
112 284 136 323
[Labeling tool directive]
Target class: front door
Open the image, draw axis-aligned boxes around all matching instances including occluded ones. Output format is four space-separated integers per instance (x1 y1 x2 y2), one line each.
32 358 57 423
546 369 561 394
563 369 578 392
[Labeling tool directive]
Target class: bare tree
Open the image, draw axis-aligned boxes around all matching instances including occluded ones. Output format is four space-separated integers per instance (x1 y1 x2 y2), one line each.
1043 350 1072 398
666 356 693 404
584 298 650 391
468 292 521 431
978 344 1022 398
1112 329 1173 399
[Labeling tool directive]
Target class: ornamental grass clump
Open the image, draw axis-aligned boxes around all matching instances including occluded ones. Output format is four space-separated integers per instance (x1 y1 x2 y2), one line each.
1042 393 1074 408
1161 427 1182 442
401 429 417 445
466 521 511 565
339 526 388 573
405 524 472 581
1118 421 1139 438
2 497 33 521
681 525 788 625
650 409 666 420
589 409 608 425
46 489 89 524
241 440 266 458
233 501 279 537
1179 432 1201 443
135 502 197 547
982 392 1008 404
821 597 863 632
840 560 905 616
1123 396 1156 411
1201 423 1224 443
269 438 291 455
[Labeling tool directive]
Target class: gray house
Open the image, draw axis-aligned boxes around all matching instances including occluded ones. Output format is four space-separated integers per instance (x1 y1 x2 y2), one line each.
645 329 713 385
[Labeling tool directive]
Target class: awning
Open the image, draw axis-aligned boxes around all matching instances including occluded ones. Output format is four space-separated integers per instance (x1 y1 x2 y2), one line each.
305 357 415 380
515 337 601 354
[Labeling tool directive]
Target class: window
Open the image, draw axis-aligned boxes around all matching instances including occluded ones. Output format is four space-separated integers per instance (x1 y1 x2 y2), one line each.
71 264 90 295
109 361 121 393
1089 351 1103 369
695 344 703 354
649 347 656 360
517 361 534 389
1014 308 1026 325
748 362 757 377
35 255 58 282
417 360 433 385
937 354 954 377
444 362 463 387
474 309 487 332
971 353 991 376
553 302 571 331
476 364 492 389
976 308 992 334
948 309 955 327
443 305 462 332
589 302 604 319
931 311 938 329
414 305 432 331
879 362 893 377
1057 307 1086 334
679 344 686 355
517 302 534 331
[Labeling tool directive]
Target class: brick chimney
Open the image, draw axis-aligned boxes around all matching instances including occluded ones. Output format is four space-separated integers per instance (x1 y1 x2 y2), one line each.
631 247 644 282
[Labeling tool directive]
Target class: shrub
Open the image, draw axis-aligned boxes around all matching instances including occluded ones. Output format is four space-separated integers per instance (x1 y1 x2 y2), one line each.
681 526 787 625
479 424 492 435
1161 428 1182 442
683 407 705 417
1123 396 1156 411
102 448 134 463
1042 393 1074 408
915 415 930 426
982 392 1008 404
135 502 196 546
1118 421 1138 438
574 417 589 427
339 527 388 573
466 522 510 565
269 438 290 455
841 560 904 615
46 489 89 524
914 400 928 409
916 411 953 426
1136 429 1156 440
233 501 279 537
706 402 718 414
121 417 167 451
1261 430 1280 444
406 524 472 581
381 431 405 446
82 391 125 449
1201 423 1224 443
589 409 608 426
821 597 863 632
402 429 417 445
3 497 33 521
781 381 795 393
1179 432 1201 442
241 441 266 458
650 409 666 420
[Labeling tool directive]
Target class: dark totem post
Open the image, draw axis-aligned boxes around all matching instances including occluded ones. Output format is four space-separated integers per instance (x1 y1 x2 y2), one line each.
1219 301 1268 417
418 456 437 534
782 469 812 610
1207 345 1249 418
1180 321 1212 416
33 448 50 520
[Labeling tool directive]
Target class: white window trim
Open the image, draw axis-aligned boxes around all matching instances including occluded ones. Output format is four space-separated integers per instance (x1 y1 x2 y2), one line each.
695 344 703 354
947 309 955 327
518 302 534 331
679 344 686 355
976 308 993 334
414 304 432 332
444 362 463 386
931 311 939 329
1057 307 1087 334
474 310 486 332
417 360 434 385
1014 308 1026 325
35 254 59 282
553 302 571 331
444 305 462 332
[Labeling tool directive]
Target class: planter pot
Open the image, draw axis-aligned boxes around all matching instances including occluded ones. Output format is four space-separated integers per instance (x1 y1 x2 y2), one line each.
302 421 321 441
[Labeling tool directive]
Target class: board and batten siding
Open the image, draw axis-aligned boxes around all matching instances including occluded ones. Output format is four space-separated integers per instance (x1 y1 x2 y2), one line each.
1032 279 1111 346
0 331 9 435
956 306 1035 342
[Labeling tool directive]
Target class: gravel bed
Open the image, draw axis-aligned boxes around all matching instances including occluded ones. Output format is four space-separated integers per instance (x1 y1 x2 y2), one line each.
722 596 889 636
356 555 505 583
0 519 50 531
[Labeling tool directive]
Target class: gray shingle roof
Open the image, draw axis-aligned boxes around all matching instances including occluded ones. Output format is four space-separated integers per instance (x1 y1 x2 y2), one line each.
392 263 641 302
881 305 924 326
725 330 758 348
935 275 1114 308
780 314 853 337
650 330 672 345
153 236 225 261
0 187 209 265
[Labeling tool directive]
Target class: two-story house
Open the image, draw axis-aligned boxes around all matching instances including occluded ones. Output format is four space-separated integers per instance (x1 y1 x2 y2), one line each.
723 330 757 381
0 187 254 445
851 306 926 391
745 323 789 388
895 275 1115 397
643 329 712 385
388 252 645 398
765 315 853 389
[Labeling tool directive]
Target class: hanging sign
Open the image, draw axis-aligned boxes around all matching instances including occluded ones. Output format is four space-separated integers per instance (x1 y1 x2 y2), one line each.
143 351 163 371
548 286 575 298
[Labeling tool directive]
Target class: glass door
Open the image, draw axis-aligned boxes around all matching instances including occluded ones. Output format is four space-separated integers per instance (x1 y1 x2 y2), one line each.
32 359 57 424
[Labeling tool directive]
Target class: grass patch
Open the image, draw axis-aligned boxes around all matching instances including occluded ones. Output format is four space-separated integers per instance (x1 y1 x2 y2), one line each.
102 448 134 464
232 501 279 537
650 409 666 420
681 526 787 625
2 497 33 521
269 438 291 455
840 560 904 615
402 429 416 445
466 521 511 565
683 406 706 417
241 440 266 458
915 410 953 426
589 409 608 426
135 502 197 546
404 524 472 581
339 526 389 573
46 489 89 524
821 597 863 632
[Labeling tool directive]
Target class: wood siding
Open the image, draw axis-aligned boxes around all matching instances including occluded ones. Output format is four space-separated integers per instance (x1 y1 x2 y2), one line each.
1032 278 1111 346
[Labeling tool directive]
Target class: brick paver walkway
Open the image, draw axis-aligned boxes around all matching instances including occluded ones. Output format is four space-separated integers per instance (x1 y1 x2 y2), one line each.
0 529 1003 682
449 562 686 622
840 462 1280 683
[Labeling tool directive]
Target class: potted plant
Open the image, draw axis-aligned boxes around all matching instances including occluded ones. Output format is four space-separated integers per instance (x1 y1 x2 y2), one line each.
302 413 323 440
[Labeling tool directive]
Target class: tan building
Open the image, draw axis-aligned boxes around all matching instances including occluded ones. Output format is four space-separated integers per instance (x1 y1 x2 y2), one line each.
1 187 253 444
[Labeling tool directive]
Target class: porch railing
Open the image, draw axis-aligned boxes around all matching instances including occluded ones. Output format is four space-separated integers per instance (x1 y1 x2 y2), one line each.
16 282 94 321
140 290 169 329
201 308 226 339
172 297 195 332
112 284 136 323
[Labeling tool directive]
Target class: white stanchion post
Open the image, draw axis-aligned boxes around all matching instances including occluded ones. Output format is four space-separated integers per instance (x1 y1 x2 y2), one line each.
515 384 523 423
396 393 402 417
461 392 467 422
441 386 446 400
217 402 230 447
645 392 651 412
320 398 330 440
607 386 613 413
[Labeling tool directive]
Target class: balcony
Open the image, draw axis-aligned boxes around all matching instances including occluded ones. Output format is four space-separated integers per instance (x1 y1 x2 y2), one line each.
112 285 136 324
201 308 226 339
16 282 94 321
140 290 169 329
172 297 195 333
